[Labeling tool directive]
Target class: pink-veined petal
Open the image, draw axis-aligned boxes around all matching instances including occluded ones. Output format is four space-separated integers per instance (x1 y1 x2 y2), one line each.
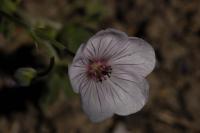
106 69 148 115
68 28 155 122
68 59 87 93
138 78 149 100
80 80 114 122
111 37 156 77
72 43 87 62
71 43 95 64
83 28 128 59
95 28 128 38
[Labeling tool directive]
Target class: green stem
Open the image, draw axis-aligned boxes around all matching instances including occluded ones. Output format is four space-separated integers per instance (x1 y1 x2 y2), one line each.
37 57 55 77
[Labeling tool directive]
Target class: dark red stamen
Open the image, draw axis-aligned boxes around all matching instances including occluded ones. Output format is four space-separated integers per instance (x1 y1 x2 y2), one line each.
87 59 112 82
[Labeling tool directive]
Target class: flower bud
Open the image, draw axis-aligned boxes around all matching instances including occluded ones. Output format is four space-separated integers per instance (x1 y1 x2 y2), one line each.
14 67 37 87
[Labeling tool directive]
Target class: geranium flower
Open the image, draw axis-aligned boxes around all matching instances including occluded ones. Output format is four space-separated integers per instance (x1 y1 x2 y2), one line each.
68 28 156 122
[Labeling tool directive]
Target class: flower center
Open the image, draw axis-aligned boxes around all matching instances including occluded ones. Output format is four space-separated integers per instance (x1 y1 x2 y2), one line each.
87 59 112 82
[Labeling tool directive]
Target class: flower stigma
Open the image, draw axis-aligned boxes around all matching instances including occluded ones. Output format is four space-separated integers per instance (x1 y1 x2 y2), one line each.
87 59 112 82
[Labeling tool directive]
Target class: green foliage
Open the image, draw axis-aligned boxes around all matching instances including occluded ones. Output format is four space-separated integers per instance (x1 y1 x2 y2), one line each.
34 26 58 41
0 0 109 108
0 18 15 38
69 0 108 28
85 0 107 19
0 0 25 39
58 23 92 53
0 0 21 13
42 67 75 109
74 0 107 19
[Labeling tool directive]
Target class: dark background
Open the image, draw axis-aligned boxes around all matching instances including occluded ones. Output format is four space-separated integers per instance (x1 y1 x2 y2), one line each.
0 0 200 133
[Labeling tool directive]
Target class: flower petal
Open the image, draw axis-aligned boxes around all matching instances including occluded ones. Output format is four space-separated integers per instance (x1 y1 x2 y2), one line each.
95 28 128 38
68 58 88 93
68 28 155 122
83 28 128 59
111 37 156 77
106 69 148 115
138 78 149 100
71 43 86 62
68 43 92 93
80 80 114 122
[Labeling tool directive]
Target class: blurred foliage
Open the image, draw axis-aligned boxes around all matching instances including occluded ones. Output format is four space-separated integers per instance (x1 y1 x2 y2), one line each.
64 0 109 29
0 0 107 112
82 0 108 24
44 70 75 107
0 0 21 38
0 18 15 38
0 0 21 13
58 23 92 53
34 26 58 41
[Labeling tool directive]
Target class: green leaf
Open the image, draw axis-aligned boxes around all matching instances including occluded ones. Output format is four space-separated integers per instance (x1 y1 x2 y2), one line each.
34 26 58 41
64 74 76 97
58 24 92 53
0 0 20 13
42 69 75 109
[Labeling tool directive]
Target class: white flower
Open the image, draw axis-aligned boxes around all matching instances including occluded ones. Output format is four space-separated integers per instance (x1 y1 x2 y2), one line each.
68 28 156 122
